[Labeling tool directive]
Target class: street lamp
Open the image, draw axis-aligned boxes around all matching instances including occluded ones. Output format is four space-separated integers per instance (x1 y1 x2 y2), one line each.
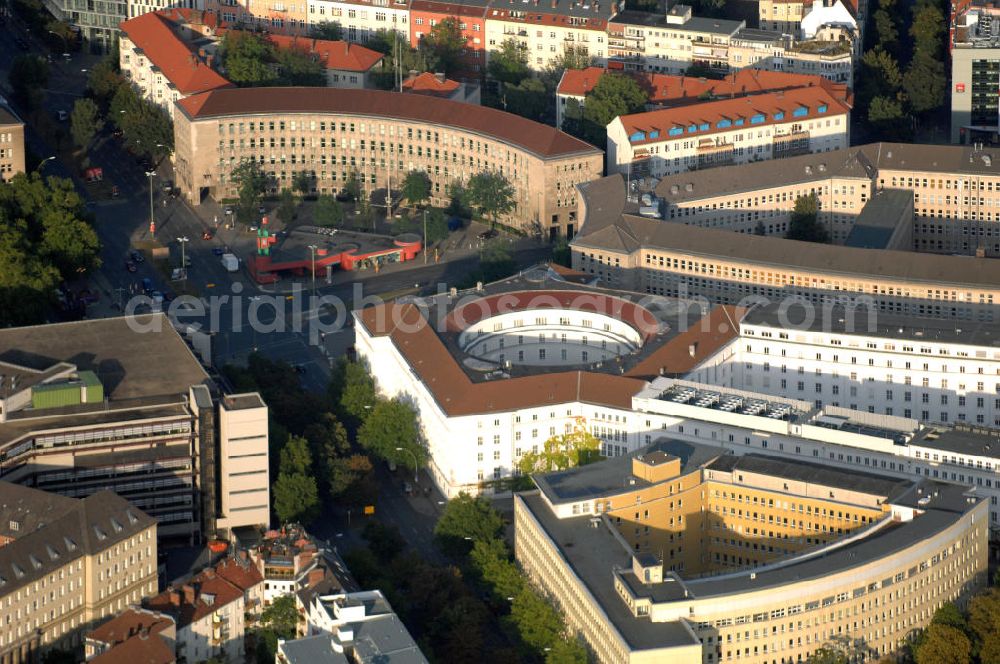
249 295 261 352
423 209 428 265
176 236 189 285
307 244 318 294
395 446 418 484
145 170 156 235
35 156 56 173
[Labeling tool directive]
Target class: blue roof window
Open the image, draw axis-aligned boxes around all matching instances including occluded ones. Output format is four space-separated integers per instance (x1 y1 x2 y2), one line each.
687 124 697 133
648 130 660 140
698 122 710 131
751 113 765 124
818 104 828 113
773 111 784 121
734 117 745 126
793 106 808 117
668 126 684 137
629 131 646 142
717 119 732 129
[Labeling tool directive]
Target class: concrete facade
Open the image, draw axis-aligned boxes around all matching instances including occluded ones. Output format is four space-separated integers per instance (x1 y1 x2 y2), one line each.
0 107 25 183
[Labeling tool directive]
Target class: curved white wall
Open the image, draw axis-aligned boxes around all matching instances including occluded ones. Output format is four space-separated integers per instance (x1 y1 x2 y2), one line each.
458 308 643 367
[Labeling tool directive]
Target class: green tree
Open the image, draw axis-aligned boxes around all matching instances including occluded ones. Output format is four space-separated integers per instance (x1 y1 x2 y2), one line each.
545 638 588 664
363 520 406 563
70 98 103 150
504 77 550 123
806 647 848 664
858 48 902 108
111 84 173 159
434 492 505 556
313 194 344 227
478 239 516 283
9 55 49 109
465 171 516 228
311 21 343 40
343 169 362 202
275 45 326 86
401 169 431 208
873 9 898 53
87 58 123 105
930 603 967 632
489 38 531 86
222 31 277 86
915 623 971 664
470 537 524 599
551 235 571 266
328 453 375 497
424 208 450 244
272 436 320 524
904 50 946 116
568 72 648 147
340 360 377 423
517 419 602 475
510 586 564 651
260 595 299 638
968 588 1000 653
357 398 426 467
0 172 100 325
419 16 467 75
785 193 830 243
910 5 945 57
549 47 591 72
230 158 268 225
868 94 911 141
277 188 297 225
292 170 313 196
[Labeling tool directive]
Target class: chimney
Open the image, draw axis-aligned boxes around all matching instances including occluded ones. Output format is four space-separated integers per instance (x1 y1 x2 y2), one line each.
182 584 196 604
435 72 446 83
551 0 558 7
206 54 214 68
688 342 698 358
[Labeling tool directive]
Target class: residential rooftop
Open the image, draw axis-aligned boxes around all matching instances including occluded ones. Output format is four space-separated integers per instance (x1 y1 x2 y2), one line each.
610 8 744 34
843 188 913 249
278 634 349 664
176 88 601 159
118 11 233 96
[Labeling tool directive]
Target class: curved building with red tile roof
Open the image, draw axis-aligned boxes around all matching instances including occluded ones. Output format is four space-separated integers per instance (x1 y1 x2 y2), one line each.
173 87 603 235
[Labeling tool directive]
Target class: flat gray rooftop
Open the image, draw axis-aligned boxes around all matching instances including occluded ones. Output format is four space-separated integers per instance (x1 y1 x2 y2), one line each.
913 425 1000 458
519 491 701 650
352 613 428 664
0 314 209 402
279 635 349 664
844 189 912 249
533 438 727 504
742 302 1000 348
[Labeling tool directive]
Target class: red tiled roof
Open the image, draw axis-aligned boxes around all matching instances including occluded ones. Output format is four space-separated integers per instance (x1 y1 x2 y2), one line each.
157 7 219 32
402 72 461 97
357 301 744 416
265 34 383 72
88 609 174 647
619 86 852 146
559 67 847 106
410 0 488 17
119 12 233 96
214 555 265 591
177 88 601 158
145 560 259 628
90 633 176 664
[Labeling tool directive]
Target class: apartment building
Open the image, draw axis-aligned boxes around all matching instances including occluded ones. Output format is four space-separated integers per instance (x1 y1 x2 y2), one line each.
42 0 124 52
484 0 610 71
145 556 264 663
300 590 428 662
249 524 329 604
119 10 233 118
85 609 176 663
262 34 385 87
555 67 837 129
726 28 853 84
606 84 851 177
204 0 311 33
306 0 410 44
607 6 744 75
173 87 603 236
0 105 25 183
409 0 488 72
0 483 158 664
951 2 1000 144
759 0 811 32
573 144 1000 318
0 314 270 543
516 438 988 664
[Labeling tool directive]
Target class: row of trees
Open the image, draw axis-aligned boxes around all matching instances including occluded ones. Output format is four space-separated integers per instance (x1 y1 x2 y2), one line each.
434 494 589 661
859 0 947 139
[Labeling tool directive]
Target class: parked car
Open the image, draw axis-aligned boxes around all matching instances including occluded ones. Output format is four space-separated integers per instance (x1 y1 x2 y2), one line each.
162 181 173 194
201 231 213 240
478 229 498 240
141 277 153 293
258 205 266 215
224 205 234 216
125 260 137 273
